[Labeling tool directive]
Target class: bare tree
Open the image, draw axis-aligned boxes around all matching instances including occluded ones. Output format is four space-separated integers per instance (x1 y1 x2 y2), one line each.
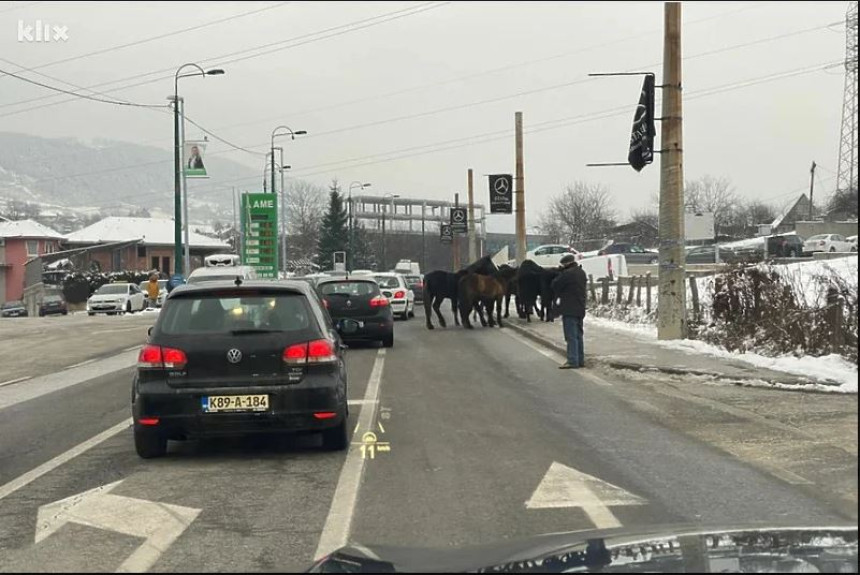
539 182 617 245
684 175 739 235
285 180 327 260
827 186 858 220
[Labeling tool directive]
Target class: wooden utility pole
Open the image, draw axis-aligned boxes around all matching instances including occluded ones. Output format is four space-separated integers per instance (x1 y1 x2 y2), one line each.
808 161 817 221
467 168 477 262
453 193 461 271
515 111 527 264
657 2 686 340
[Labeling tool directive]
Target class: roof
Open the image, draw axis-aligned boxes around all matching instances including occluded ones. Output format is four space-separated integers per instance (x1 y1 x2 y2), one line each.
771 194 808 229
64 217 229 249
0 219 64 240
167 280 311 297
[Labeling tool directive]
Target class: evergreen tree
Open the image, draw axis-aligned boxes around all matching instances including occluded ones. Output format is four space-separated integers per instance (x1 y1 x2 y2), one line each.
317 180 348 270
350 221 377 270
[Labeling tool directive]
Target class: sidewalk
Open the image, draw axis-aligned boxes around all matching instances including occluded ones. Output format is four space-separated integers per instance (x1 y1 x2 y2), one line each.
507 315 848 389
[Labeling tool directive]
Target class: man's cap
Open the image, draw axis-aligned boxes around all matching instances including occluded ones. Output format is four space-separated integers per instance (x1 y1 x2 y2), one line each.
559 254 577 266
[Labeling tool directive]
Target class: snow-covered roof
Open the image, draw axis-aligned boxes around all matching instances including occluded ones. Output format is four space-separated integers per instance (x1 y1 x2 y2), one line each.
64 216 229 249
0 219 64 240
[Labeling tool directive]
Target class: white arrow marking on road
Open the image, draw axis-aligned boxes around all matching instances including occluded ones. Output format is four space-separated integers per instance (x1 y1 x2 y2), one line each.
526 462 646 529
35 480 200 573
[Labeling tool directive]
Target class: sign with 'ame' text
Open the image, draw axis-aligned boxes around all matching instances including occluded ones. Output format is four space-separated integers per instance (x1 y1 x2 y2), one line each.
241 193 279 279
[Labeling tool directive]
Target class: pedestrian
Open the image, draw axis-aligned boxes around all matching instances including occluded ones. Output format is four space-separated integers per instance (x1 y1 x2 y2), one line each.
146 273 160 308
551 254 588 369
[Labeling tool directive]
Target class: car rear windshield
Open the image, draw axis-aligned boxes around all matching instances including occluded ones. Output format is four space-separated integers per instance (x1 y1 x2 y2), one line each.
43 295 63 303
808 235 828 241
187 275 242 284
319 281 378 297
96 284 128 295
373 276 400 289
158 291 315 334
404 276 421 284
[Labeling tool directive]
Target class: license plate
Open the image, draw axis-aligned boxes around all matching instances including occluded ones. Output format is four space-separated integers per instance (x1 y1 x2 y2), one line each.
202 394 269 413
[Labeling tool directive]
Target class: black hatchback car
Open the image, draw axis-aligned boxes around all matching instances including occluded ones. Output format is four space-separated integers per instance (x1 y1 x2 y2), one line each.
316 277 394 348
132 280 349 458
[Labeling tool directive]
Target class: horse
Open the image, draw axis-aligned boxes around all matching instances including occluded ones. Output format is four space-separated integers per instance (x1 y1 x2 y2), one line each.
516 259 546 322
423 256 498 330
458 267 513 329
497 264 519 318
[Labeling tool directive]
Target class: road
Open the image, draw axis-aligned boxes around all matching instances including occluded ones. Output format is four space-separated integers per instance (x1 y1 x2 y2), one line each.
0 309 855 572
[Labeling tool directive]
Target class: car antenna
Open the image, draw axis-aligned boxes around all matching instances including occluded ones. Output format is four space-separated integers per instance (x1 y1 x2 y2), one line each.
234 276 243 287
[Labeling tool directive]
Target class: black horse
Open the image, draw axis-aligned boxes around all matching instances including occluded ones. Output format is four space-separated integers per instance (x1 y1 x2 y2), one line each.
424 256 498 329
498 264 520 318
516 259 560 322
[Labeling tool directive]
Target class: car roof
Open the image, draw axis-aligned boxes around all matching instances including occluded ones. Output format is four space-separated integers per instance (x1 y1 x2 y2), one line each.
168 279 312 297
188 265 255 276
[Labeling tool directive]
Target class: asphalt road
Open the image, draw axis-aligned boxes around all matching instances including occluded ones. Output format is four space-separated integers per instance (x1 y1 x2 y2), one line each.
0 309 854 572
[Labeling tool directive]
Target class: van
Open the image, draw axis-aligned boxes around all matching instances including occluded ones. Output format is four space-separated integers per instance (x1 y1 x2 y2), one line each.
204 253 242 267
394 259 420 275
186 265 258 285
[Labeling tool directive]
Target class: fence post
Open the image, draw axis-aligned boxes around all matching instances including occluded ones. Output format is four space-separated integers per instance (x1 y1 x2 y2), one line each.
827 287 844 351
646 272 652 314
589 274 596 302
689 275 700 323
601 277 610 305
627 275 636 305
615 277 624 306
636 275 643 307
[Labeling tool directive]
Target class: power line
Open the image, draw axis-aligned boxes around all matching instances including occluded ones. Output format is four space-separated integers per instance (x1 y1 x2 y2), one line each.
0 1 41 14
0 1 448 116
183 115 267 158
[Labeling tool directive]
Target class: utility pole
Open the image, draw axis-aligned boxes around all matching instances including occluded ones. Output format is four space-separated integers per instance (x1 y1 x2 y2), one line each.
515 111 527 264
467 168 476 262
172 95 182 276
808 161 817 221
181 99 191 276
421 201 426 273
453 193 461 270
231 186 237 252
657 1 686 341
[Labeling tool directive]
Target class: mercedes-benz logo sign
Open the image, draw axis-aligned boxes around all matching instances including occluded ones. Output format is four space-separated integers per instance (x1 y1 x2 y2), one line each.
453 210 465 222
226 348 243 364
494 177 510 195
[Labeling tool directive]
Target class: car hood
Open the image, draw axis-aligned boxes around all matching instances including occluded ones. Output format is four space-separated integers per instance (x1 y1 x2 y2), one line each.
307 524 857 573
89 294 126 302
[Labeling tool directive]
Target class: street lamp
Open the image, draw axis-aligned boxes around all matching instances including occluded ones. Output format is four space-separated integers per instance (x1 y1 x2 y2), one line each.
381 193 400 271
172 63 224 277
270 126 306 196
348 181 371 269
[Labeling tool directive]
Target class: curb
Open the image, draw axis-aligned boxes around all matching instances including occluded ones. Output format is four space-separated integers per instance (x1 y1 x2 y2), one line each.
506 321 842 390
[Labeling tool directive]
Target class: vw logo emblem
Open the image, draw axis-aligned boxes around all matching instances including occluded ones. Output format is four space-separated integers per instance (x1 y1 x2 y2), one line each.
494 177 510 195
226 349 243 364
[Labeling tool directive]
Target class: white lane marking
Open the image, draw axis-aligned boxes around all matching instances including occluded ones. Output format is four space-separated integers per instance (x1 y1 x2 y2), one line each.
92 327 145 335
64 358 97 370
0 376 31 388
34 479 200 573
0 350 138 411
526 462 646 529
124 345 142 353
0 418 132 502
315 349 386 561
347 399 378 406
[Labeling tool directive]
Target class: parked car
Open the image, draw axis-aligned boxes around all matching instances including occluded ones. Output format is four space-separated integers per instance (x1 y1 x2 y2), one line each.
597 242 659 264
1 300 27 318
848 235 858 250
317 277 395 348
372 274 415 320
132 280 349 458
526 244 582 268
139 279 168 307
186 265 258 285
39 294 68 316
403 274 424 304
87 283 146 315
803 234 856 254
685 245 720 264
768 233 806 257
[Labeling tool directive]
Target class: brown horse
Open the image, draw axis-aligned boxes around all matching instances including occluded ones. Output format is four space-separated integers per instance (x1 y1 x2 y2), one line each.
458 270 512 329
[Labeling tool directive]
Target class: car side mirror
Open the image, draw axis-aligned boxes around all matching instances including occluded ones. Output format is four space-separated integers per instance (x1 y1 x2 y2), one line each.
147 326 153 336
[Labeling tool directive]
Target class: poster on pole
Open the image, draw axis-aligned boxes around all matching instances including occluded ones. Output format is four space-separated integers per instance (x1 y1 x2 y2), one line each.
440 224 453 243
628 74 656 172
450 207 468 234
488 174 513 214
184 140 209 178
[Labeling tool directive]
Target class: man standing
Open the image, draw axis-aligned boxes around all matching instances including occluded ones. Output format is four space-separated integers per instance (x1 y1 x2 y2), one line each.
146 273 160 308
551 254 588 369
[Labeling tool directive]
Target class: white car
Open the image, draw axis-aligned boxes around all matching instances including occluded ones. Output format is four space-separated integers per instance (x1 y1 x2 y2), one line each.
803 234 856 254
87 283 146 315
848 235 858 251
372 273 415 320
186 265 258 284
526 244 583 268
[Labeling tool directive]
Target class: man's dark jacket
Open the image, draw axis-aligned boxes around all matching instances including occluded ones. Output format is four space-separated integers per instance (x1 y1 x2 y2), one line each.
551 263 587 318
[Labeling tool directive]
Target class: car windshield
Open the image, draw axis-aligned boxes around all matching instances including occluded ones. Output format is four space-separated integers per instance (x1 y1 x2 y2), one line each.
373 276 401 289
159 292 313 334
95 284 128 295
320 281 378 297
2 301 23 308
43 296 63 303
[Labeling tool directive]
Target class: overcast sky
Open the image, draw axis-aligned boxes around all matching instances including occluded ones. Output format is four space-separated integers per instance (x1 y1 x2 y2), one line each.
0 1 851 233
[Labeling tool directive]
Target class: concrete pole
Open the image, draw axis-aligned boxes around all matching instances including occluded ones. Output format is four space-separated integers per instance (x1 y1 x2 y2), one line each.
657 2 686 340
453 193 461 270
515 112 527 264
808 161 816 221
467 168 477 261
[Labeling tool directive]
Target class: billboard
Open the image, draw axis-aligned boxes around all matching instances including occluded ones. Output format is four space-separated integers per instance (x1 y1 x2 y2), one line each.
241 193 279 279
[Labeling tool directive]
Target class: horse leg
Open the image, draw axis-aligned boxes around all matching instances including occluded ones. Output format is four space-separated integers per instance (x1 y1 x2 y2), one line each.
451 297 460 326
459 299 474 329
433 296 447 328
482 300 493 327
424 294 434 329
496 296 505 328
504 293 511 319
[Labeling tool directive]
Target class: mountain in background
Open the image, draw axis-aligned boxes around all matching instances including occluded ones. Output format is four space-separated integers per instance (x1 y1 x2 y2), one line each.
0 132 258 231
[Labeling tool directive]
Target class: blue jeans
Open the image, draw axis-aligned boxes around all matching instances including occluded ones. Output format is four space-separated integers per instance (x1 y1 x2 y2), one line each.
562 315 584 367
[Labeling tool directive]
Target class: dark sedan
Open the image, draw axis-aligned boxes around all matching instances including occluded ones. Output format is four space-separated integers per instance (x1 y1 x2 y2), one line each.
598 243 659 264
132 280 350 458
39 294 68 316
1 300 27 318
317 277 394 348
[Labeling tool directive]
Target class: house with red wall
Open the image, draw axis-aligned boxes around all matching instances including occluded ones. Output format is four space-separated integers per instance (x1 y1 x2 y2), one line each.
0 219 64 305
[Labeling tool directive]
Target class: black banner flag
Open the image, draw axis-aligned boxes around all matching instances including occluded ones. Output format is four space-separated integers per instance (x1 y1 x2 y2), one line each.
628 74 656 172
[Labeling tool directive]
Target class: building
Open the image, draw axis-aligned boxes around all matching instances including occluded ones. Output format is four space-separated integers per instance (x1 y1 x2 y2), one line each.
770 194 813 235
0 219 64 304
63 216 230 274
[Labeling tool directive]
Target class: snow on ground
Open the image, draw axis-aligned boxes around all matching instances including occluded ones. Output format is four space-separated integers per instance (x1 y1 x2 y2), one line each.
585 315 858 393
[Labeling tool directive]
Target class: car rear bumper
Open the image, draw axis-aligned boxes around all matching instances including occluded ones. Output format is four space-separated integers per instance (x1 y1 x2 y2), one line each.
39 308 66 315
390 300 409 313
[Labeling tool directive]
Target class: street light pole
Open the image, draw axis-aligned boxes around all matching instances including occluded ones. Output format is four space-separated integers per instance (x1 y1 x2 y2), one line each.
172 63 224 277
381 193 399 271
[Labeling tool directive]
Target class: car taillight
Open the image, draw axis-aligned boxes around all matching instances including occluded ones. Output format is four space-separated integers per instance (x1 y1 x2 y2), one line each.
138 345 186 369
283 339 337 365
394 290 406 299
370 296 389 307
